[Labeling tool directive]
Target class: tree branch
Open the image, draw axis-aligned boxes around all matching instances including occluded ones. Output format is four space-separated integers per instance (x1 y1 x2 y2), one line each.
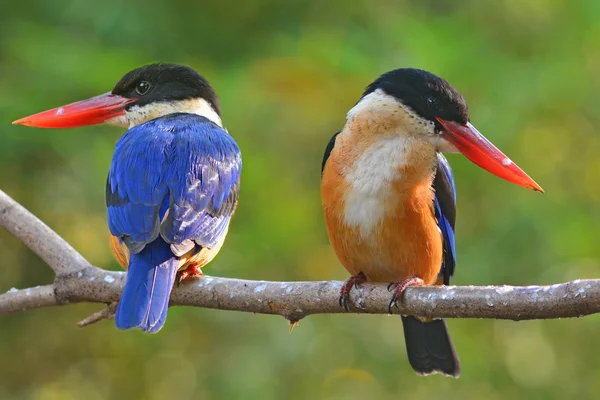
0 285 57 314
1 188 600 326
0 190 92 276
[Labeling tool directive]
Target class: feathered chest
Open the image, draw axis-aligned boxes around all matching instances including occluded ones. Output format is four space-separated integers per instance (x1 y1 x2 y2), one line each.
324 133 437 236
321 131 442 282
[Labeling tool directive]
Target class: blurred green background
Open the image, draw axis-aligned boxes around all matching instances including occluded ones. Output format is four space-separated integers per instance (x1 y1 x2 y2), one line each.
1 0 600 399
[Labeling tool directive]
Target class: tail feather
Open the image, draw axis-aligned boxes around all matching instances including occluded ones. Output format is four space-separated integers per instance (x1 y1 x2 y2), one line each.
402 316 460 378
146 302 170 334
115 237 178 333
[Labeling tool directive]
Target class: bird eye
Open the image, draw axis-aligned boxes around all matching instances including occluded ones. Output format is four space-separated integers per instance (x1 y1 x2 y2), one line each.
427 96 439 110
135 81 151 96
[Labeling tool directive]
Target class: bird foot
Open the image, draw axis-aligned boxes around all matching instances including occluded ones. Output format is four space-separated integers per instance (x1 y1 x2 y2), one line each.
339 272 366 311
387 276 424 314
176 265 203 286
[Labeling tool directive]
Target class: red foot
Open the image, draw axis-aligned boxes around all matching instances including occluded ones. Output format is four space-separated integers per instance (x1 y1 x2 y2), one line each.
387 276 425 314
176 265 203 286
339 272 366 311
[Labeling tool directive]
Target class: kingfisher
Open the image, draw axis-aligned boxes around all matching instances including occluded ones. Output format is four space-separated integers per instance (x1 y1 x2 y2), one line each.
13 63 242 333
320 68 542 377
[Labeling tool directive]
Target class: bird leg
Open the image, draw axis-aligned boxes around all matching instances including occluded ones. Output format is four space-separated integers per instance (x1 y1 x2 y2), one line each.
387 276 425 314
176 264 203 286
339 272 366 311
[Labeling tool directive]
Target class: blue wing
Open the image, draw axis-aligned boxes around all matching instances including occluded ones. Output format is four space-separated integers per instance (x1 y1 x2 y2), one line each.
433 153 456 285
106 113 242 255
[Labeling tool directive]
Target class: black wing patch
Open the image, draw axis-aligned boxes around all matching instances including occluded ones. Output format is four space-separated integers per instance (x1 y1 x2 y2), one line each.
433 153 457 285
321 130 341 177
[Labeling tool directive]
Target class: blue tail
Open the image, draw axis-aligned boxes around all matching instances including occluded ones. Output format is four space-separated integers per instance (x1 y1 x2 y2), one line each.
115 237 178 333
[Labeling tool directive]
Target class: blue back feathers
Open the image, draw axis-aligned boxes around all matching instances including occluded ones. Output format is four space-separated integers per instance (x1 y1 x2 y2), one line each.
108 113 241 332
107 113 241 250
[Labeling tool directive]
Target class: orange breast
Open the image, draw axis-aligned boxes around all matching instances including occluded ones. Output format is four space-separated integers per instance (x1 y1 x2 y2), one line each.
321 137 443 285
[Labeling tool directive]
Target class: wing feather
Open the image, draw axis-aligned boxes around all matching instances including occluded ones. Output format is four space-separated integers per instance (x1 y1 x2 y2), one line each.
106 113 241 255
433 153 456 284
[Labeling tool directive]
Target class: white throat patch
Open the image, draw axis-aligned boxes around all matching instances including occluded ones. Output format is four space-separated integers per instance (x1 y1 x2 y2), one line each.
106 98 222 128
342 134 410 239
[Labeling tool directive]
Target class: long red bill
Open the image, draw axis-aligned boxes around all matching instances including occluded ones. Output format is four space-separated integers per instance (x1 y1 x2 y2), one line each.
12 92 136 128
437 118 543 193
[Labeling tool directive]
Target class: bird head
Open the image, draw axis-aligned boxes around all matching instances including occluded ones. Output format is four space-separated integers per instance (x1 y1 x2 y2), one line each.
13 63 221 129
354 68 543 192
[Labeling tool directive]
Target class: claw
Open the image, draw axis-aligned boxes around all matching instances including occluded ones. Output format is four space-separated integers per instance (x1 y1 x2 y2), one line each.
176 271 185 287
387 276 424 314
339 272 366 312
176 264 203 287
388 298 396 315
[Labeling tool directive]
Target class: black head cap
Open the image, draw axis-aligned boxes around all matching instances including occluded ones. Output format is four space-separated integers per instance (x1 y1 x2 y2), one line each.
362 68 469 126
111 63 220 115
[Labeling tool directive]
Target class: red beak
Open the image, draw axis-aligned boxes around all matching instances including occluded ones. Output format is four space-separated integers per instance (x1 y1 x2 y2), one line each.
12 92 136 128
437 118 544 193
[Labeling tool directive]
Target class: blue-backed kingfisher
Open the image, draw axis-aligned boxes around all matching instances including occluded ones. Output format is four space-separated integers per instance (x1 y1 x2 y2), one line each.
320 68 543 377
13 63 242 333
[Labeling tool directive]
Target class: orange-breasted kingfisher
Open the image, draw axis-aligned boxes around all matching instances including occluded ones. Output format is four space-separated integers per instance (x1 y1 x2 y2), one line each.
320 68 542 377
13 63 242 333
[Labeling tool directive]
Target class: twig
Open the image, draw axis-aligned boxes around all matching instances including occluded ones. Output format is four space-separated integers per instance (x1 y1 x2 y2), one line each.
77 303 118 327
1 188 600 327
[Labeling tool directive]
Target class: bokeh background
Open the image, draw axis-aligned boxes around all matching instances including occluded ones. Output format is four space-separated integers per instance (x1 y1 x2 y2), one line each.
1 1 600 399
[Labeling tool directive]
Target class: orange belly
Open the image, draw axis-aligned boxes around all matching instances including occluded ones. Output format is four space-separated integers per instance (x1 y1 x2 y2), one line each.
109 234 224 272
322 199 442 284
321 154 443 285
